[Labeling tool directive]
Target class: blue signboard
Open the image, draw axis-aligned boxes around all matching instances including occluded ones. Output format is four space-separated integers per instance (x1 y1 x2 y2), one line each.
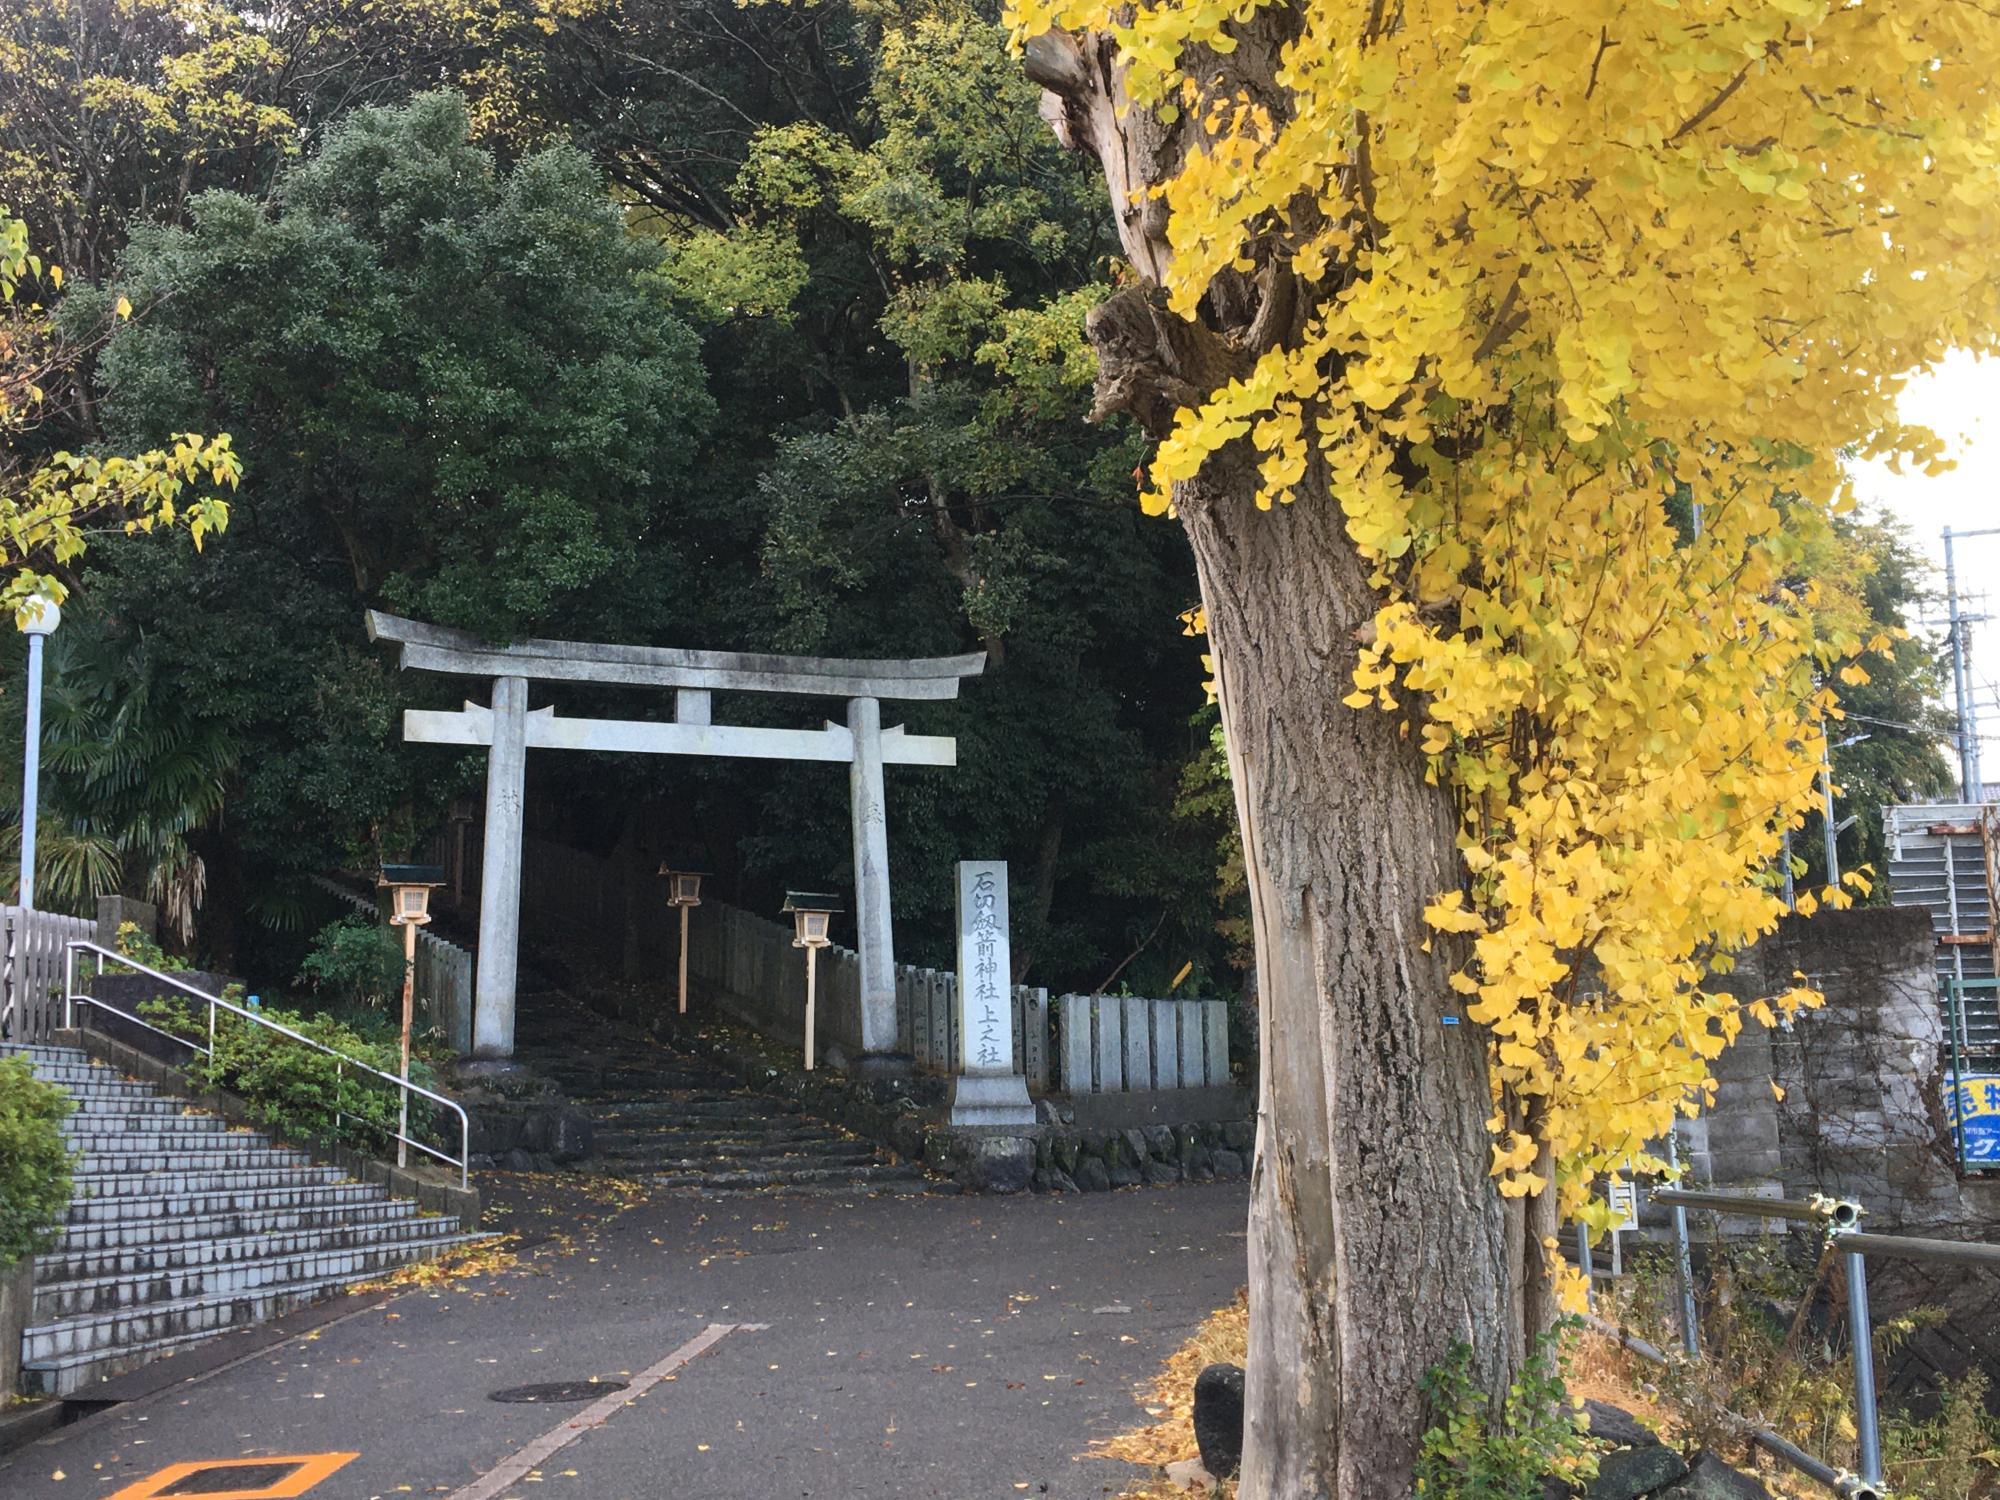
1946 1074 2000 1166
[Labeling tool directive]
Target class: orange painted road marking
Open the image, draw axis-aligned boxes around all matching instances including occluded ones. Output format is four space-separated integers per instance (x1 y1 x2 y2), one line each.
107 1451 358 1500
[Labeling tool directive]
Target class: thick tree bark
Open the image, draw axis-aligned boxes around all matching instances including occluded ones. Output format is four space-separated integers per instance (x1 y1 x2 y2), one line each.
1184 469 1526 1495
1025 21 1542 1495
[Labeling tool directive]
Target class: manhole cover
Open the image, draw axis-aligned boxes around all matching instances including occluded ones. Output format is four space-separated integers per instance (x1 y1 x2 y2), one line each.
488 1380 629 1404
159 1463 303 1494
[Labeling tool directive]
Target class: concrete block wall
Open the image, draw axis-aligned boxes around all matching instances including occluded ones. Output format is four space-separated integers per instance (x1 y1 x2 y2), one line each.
1701 906 1965 1231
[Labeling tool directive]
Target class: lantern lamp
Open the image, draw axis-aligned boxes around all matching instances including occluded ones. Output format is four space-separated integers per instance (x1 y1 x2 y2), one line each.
378 863 444 927
658 862 708 909
782 891 840 949
780 892 842 1070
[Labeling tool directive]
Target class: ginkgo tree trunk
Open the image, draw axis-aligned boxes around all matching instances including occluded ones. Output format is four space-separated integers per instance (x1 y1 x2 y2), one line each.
1012 0 2000 1494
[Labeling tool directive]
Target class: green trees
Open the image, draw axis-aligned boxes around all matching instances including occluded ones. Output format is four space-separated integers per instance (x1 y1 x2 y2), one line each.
52 93 711 950
692 13 1213 975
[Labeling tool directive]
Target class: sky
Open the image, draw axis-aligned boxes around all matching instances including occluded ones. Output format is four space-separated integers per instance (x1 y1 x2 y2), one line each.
1848 348 2000 799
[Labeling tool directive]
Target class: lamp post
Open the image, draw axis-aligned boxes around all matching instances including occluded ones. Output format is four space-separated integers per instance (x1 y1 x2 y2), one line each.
379 863 443 1168
16 596 59 909
782 891 840 1071
658 862 707 1015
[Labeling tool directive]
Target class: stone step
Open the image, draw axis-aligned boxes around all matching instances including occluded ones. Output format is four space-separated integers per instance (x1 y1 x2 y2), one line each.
62 1096 221 1122
662 1176 941 1199
65 1136 270 1160
35 1230 476 1318
71 1165 349 1200
648 1163 928 1191
66 1181 384 1226
40 1216 478 1284
591 1124 848 1153
65 1113 241 1137
21 1241 472 1394
584 1096 796 1121
531 1068 717 1092
54 1199 429 1254
600 1152 876 1176
39 1077 164 1101
0 1042 90 1064
67 1147 311 1177
21 1062 152 1087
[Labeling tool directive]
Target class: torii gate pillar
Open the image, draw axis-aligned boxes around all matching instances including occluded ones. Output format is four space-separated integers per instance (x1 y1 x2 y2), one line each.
473 675 529 1058
847 696 896 1060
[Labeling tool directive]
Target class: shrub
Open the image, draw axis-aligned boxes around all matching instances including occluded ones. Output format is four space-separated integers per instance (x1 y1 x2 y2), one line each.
111 920 188 973
138 997 441 1159
296 915 406 1011
0 1055 75 1265
1417 1319 1597 1498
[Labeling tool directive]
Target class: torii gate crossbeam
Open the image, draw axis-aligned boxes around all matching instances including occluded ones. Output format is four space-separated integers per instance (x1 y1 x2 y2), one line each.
367 612 984 1067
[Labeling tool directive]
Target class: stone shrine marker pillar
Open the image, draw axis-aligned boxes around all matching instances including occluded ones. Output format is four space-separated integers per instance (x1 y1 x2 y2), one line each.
947 860 1036 1126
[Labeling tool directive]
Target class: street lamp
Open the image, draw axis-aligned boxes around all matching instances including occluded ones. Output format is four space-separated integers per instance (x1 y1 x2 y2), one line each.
781 891 840 1071
379 863 443 1168
658 861 708 1016
15 595 59 910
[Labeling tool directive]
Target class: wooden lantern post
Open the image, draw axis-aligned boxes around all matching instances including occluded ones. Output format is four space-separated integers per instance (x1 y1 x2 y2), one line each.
659 864 708 1015
782 892 840 1071
379 864 443 1168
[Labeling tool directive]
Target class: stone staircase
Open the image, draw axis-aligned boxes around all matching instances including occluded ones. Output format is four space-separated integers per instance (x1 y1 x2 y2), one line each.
511 986 937 1197
5 1041 476 1397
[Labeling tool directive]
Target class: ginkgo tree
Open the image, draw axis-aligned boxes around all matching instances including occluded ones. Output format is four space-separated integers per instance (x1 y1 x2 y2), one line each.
1 210 236 630
1002 0 2000 1492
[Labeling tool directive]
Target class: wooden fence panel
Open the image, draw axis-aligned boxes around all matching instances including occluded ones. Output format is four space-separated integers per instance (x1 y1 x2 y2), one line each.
1 906 95 1043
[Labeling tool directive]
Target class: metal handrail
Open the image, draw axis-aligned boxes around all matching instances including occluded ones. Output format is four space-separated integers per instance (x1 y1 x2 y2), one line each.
62 939 469 1188
1651 1187 1864 1231
1636 1182 2000 1496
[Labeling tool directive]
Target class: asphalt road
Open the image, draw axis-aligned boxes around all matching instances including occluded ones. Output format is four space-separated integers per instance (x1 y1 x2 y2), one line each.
2 1178 1248 1500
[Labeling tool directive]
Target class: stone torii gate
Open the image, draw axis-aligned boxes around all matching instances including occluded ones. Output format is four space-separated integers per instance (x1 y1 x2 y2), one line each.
366 612 984 1067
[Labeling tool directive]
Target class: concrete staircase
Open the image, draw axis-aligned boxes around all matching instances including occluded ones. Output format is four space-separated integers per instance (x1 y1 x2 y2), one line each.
511 986 937 1197
5 1041 476 1397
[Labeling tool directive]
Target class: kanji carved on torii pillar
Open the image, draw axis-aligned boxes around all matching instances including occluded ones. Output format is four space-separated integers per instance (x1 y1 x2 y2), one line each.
365 612 984 1071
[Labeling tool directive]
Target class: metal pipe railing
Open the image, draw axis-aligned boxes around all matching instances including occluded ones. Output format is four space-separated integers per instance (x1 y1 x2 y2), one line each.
1835 1230 2000 1269
1639 1181 2000 1496
1650 1188 1863 1230
62 939 469 1188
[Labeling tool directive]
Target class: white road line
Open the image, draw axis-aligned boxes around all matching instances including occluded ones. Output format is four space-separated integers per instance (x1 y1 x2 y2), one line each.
445 1323 751 1500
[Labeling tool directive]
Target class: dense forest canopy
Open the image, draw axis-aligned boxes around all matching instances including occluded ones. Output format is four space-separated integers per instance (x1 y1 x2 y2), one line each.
0 0 1952 993
0 0 1232 991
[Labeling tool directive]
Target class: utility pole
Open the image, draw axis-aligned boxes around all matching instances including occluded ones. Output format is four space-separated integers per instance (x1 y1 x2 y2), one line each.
1944 526 2000 803
1821 728 1868 891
